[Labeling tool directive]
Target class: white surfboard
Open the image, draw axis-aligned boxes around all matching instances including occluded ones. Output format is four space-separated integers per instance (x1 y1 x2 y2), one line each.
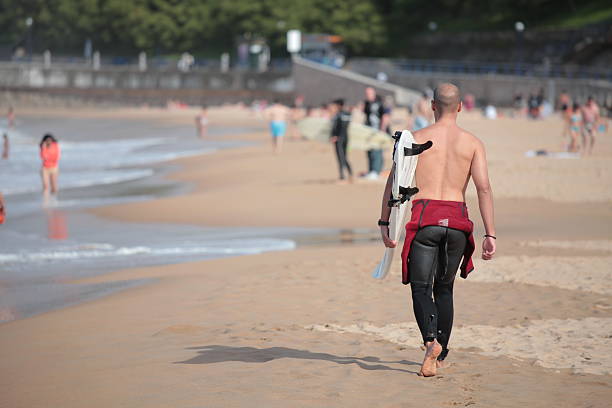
372 130 432 280
296 117 393 151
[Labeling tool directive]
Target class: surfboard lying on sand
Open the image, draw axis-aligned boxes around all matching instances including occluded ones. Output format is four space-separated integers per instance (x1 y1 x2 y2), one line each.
296 117 393 151
372 130 432 280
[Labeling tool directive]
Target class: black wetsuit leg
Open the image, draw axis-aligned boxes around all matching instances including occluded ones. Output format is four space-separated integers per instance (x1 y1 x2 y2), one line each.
408 225 467 360
334 138 352 179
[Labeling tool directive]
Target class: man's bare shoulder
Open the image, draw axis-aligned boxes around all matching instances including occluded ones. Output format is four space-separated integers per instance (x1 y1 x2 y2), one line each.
458 126 481 146
411 127 434 143
411 124 479 143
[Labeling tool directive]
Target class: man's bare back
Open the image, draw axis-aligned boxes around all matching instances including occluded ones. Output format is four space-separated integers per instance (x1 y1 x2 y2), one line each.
412 122 478 202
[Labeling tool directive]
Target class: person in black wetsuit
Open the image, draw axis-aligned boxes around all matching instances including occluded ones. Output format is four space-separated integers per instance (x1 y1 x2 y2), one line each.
330 99 352 182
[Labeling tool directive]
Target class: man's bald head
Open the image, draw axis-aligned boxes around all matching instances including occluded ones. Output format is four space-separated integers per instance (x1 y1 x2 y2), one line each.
433 83 461 114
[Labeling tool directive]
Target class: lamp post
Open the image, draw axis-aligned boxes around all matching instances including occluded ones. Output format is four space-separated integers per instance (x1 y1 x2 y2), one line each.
514 21 525 74
25 17 33 60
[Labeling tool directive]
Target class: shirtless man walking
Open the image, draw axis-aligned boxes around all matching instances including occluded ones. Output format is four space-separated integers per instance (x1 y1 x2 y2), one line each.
265 100 290 154
379 83 496 377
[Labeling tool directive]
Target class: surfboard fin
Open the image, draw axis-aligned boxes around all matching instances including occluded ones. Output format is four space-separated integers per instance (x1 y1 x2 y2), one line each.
404 141 433 156
399 186 419 203
388 186 419 207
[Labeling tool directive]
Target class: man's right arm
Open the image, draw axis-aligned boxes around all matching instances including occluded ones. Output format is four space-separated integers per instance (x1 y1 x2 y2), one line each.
379 163 396 248
470 139 496 260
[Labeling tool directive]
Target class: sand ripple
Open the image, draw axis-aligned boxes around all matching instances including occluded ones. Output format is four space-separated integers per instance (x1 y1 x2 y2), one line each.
308 317 612 375
468 256 612 295
520 240 612 252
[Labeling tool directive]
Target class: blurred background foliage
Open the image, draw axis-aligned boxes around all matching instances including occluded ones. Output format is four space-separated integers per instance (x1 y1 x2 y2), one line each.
0 0 610 56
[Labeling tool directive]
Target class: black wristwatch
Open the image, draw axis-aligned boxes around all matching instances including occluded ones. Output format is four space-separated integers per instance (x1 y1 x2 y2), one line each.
378 219 390 226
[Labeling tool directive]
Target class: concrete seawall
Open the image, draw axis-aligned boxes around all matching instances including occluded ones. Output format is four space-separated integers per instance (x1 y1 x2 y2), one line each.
0 63 294 105
2 60 609 108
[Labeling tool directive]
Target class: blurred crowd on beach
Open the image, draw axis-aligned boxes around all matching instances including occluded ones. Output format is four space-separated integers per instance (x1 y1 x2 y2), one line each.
246 86 610 184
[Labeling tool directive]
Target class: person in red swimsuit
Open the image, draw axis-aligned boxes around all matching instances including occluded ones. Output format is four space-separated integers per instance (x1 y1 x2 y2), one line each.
40 134 61 197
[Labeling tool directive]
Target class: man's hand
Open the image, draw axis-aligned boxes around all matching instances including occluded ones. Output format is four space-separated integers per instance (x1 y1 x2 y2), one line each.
380 226 397 248
482 237 496 260
330 136 338 143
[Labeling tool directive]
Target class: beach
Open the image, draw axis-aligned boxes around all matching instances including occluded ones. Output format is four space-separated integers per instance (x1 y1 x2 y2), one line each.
1 106 611 407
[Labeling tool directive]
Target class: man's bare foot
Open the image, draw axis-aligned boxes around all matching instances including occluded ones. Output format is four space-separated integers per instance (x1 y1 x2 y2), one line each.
419 340 442 377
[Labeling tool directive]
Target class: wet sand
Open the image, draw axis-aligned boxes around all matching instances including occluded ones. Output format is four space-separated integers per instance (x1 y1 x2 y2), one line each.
1 106 611 407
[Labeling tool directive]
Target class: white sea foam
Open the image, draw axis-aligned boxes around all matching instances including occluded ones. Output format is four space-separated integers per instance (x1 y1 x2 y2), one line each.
0 239 296 264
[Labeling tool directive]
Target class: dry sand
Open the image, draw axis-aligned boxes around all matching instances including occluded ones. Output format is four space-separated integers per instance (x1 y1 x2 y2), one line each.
1 106 611 407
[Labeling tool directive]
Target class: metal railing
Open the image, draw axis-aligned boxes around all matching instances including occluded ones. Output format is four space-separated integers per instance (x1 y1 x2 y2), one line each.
349 57 612 81
0 54 292 73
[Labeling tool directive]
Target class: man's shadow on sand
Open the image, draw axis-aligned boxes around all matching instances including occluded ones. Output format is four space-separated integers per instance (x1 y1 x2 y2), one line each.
175 345 420 374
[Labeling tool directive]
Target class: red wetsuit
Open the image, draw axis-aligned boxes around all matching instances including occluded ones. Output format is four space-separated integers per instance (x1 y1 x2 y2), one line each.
401 199 475 285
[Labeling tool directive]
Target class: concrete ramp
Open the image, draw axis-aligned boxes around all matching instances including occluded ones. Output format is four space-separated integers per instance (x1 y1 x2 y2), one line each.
292 56 420 107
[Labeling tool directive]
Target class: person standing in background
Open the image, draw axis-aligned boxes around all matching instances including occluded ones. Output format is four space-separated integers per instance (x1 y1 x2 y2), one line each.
7 106 15 129
557 90 571 112
568 103 582 153
289 95 306 139
581 96 600 155
363 87 390 180
40 134 61 198
195 106 208 139
463 93 475 111
0 192 5 225
597 105 609 136
2 133 8 159
264 100 290 154
329 98 353 183
414 92 433 130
